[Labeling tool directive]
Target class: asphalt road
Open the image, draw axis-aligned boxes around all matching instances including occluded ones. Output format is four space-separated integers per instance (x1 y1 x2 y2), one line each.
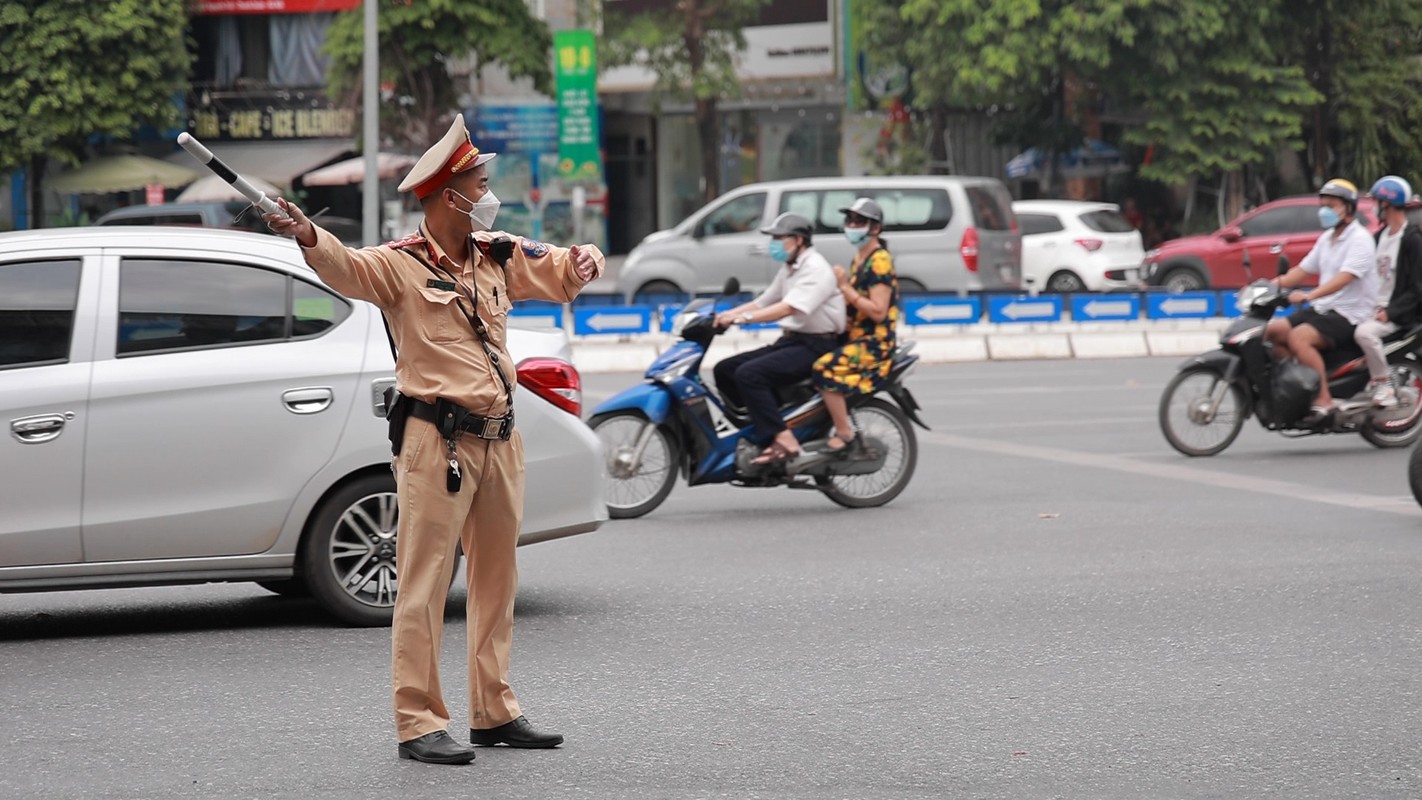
4 357 1422 799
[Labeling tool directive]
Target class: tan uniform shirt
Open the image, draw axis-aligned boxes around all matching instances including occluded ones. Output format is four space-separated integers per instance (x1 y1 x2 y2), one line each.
301 223 604 416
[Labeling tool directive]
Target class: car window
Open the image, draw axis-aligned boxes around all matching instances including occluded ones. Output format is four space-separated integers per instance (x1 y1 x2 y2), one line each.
0 259 82 369
965 184 1013 231
780 188 951 233
116 259 349 355
1079 209 1134 233
292 279 351 337
1239 206 1314 237
1017 213 1064 236
700 193 766 236
104 213 207 227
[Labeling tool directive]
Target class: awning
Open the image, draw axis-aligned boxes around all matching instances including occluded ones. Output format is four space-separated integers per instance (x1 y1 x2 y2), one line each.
47 155 200 194
300 152 418 186
164 138 355 187
174 174 283 203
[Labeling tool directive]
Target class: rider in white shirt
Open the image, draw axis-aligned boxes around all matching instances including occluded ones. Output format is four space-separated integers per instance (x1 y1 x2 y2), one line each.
1265 178 1378 418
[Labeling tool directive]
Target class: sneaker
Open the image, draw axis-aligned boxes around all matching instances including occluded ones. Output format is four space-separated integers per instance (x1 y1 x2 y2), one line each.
1372 380 1399 408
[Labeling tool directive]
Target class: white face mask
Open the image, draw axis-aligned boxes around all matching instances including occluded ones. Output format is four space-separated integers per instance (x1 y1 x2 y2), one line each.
453 189 500 232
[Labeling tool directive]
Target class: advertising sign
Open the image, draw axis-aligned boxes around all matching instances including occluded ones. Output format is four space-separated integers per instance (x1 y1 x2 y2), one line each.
555 30 603 181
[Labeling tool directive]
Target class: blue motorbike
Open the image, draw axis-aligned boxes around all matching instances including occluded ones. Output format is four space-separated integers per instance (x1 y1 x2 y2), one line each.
588 282 928 518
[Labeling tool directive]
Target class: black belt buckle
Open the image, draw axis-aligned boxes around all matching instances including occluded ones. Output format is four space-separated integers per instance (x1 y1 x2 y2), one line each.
471 411 513 441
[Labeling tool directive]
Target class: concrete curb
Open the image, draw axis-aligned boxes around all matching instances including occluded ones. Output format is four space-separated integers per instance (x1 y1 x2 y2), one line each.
566 319 1232 373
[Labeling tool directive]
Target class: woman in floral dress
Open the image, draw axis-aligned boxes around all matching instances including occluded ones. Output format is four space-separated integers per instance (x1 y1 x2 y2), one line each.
813 197 900 457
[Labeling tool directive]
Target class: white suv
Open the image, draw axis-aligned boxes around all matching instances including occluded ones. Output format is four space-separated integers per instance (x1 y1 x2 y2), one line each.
0 227 607 625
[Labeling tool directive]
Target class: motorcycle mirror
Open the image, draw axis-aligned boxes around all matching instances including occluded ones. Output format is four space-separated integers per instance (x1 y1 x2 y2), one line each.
722 277 741 296
1276 254 1290 276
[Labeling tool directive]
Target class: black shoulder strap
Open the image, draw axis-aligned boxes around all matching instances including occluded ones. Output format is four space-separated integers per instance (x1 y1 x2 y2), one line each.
396 243 515 403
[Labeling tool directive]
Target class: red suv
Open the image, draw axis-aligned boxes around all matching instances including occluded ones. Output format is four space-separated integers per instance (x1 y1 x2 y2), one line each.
1143 195 1380 291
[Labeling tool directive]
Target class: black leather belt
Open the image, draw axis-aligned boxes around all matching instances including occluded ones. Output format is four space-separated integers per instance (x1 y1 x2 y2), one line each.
784 331 841 341
407 397 514 441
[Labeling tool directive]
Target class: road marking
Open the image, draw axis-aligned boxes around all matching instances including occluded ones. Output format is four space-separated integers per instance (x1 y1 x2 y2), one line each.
922 430 1422 517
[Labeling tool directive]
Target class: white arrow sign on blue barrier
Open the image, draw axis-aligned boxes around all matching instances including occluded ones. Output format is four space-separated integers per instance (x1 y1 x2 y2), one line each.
510 307 563 328
988 295 1062 323
573 307 652 335
1071 295 1139 321
1146 292 1215 319
903 297 980 325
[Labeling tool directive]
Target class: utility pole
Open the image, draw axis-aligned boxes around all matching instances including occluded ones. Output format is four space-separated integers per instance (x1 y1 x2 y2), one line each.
361 0 379 246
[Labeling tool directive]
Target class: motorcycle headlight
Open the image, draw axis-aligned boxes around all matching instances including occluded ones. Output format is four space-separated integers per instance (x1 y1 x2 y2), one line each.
650 350 700 383
669 309 699 338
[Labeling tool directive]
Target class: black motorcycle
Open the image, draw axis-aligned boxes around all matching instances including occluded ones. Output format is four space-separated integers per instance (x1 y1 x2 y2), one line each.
1159 273 1422 456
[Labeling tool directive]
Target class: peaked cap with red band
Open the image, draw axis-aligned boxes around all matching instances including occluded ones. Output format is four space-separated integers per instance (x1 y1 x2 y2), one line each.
397 113 498 200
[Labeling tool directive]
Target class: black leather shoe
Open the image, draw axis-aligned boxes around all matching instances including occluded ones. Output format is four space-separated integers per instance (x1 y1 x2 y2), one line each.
470 716 564 748
398 730 477 764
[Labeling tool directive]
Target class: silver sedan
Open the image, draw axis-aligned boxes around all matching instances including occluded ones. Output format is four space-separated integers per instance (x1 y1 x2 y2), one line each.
0 227 607 625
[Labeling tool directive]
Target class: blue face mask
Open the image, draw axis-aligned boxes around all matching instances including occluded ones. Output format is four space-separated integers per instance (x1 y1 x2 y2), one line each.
768 239 790 262
844 226 870 246
1318 207 1341 229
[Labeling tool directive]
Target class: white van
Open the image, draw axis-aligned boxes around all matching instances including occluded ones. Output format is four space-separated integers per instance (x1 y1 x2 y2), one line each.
616 175 1022 299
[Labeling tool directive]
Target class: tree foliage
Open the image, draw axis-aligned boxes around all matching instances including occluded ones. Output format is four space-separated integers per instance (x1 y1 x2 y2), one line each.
595 0 764 203
324 0 553 152
859 0 1422 215
0 0 189 226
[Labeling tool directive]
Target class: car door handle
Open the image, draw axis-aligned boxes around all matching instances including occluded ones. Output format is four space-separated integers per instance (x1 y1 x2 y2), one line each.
282 387 334 415
11 413 70 444
747 244 768 255
1268 244 1284 255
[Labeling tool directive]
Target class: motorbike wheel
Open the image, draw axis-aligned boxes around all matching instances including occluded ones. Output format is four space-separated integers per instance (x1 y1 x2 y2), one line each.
1159 368 1246 456
815 398 917 508
1408 442 1422 507
1361 361 1422 448
590 411 680 518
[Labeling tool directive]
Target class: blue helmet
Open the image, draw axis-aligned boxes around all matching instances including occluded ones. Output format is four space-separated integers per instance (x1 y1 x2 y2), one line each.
1371 175 1413 209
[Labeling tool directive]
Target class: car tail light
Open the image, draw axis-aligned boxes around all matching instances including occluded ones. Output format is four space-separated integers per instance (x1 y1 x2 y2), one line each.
516 357 582 416
960 226 979 273
1073 238 1104 252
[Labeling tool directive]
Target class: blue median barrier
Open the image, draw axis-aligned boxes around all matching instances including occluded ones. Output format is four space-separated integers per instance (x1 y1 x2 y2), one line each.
987 295 1062 323
573 306 652 336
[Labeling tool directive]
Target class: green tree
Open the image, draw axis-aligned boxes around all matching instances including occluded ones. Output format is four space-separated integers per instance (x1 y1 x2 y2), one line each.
861 0 1327 217
597 0 764 204
0 0 189 228
324 0 553 152
1278 0 1422 188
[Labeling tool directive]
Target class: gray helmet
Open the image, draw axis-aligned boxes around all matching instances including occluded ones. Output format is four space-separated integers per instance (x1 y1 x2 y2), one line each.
838 197 884 223
760 212 814 238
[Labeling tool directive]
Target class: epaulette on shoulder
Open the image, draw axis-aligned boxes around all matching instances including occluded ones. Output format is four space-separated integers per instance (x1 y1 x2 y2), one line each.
385 233 427 250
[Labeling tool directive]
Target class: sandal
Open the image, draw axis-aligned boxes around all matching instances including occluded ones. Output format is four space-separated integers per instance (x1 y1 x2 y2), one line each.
821 434 858 457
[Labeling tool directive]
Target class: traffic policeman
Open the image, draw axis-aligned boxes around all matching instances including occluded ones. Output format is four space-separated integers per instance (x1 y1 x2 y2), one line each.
264 113 603 765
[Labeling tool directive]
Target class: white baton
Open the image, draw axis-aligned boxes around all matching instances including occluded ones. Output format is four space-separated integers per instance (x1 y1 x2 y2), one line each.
176 132 288 218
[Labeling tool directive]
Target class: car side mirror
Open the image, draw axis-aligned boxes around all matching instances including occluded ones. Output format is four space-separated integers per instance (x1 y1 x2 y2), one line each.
691 221 705 240
1277 254 1290 276
1219 226 1243 242
722 277 740 296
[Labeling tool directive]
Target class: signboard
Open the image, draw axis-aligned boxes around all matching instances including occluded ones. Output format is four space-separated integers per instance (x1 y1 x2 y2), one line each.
600 0 833 90
555 30 603 181
574 307 652 336
1070 295 1139 321
192 0 359 14
1145 292 1216 319
189 93 354 142
987 295 1062 324
902 297 980 325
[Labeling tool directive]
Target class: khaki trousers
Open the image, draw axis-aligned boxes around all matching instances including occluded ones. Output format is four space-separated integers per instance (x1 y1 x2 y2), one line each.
391 417 524 741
